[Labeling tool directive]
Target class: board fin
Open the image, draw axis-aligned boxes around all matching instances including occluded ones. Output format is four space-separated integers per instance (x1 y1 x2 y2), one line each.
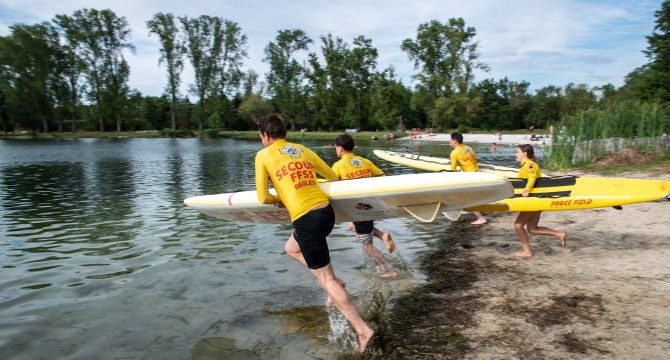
612 205 623 210
401 202 442 222
442 210 462 221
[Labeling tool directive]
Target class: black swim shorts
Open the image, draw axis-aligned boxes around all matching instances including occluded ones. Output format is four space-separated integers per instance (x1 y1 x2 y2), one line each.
292 204 335 269
353 220 373 235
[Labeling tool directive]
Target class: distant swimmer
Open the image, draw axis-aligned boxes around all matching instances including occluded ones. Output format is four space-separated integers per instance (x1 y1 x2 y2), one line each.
332 133 398 278
512 144 567 257
254 113 374 352
450 132 487 225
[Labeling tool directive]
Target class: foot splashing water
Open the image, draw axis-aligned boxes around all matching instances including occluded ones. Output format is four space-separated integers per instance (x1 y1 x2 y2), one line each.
326 305 358 351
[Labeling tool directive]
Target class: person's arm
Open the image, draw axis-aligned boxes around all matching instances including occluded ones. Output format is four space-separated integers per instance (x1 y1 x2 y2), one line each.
255 152 279 204
311 150 339 180
331 161 343 179
522 163 538 196
449 150 458 171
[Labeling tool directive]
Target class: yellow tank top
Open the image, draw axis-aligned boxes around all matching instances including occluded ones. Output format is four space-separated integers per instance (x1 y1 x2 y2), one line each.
518 159 541 190
331 153 384 179
255 139 339 221
450 144 479 172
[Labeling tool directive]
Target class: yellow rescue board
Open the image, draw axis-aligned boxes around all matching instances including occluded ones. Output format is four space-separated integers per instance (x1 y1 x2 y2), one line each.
184 172 514 224
373 149 538 177
465 176 670 212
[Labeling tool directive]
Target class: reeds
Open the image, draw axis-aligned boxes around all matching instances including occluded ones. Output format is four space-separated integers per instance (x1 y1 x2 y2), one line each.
546 101 670 168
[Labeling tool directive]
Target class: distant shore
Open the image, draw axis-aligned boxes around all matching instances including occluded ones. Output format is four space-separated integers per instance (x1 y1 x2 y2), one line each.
397 132 550 145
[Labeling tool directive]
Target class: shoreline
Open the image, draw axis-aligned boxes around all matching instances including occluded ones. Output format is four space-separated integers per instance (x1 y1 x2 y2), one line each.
373 172 670 359
397 132 549 145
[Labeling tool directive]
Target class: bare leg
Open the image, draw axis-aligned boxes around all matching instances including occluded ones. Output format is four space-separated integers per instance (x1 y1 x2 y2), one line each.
526 211 567 247
470 211 487 225
284 234 307 266
362 243 398 277
285 235 346 304
311 264 374 352
372 228 395 253
514 212 535 257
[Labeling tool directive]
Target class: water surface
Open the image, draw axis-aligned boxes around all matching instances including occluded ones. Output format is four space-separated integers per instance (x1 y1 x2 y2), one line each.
0 137 522 359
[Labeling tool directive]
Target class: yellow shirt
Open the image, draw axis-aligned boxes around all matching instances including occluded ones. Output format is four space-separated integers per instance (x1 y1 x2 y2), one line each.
255 139 339 221
450 144 479 172
331 153 384 179
518 159 541 190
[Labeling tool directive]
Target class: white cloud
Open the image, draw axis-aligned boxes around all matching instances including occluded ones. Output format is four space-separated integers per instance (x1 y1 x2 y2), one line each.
0 0 660 95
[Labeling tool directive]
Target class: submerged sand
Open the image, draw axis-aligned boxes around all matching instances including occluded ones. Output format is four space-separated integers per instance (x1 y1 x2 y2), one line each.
373 172 670 359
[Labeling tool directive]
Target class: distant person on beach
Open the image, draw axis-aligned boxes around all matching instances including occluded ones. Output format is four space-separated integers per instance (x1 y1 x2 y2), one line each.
254 113 373 352
332 133 398 277
513 144 567 257
449 132 487 225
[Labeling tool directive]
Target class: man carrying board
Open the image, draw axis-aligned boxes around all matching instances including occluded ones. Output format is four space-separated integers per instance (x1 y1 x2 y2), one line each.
254 113 374 352
450 132 487 225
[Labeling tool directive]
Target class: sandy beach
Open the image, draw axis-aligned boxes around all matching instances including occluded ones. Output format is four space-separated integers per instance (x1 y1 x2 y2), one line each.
375 171 670 359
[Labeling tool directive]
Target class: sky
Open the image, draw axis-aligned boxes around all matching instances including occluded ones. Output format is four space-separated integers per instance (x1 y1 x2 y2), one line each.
0 0 663 98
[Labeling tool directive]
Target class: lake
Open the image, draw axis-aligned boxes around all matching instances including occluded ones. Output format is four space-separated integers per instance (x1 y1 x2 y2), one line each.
0 137 524 359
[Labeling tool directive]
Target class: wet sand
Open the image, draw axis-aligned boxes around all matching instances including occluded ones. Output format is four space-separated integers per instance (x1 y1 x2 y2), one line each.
373 172 670 359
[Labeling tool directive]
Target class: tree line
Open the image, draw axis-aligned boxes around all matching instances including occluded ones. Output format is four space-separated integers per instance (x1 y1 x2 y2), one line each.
1 2 668 135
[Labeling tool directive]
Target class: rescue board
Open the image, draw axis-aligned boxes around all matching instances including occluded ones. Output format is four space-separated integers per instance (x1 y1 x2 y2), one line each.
184 172 513 224
465 176 670 212
373 149 540 177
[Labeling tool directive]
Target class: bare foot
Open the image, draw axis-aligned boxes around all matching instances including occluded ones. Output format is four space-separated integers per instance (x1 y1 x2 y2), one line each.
347 222 355 233
558 232 568 247
381 232 395 253
470 218 487 225
357 327 375 352
514 251 533 258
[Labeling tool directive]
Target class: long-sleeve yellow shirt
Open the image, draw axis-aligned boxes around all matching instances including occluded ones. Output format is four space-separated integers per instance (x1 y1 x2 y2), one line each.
450 144 479 172
331 153 384 179
255 139 338 221
518 159 541 191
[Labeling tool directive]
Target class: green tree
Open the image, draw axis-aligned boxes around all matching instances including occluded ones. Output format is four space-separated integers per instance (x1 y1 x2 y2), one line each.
643 0 670 102
344 36 378 129
180 15 224 132
401 18 488 129
55 8 134 132
369 68 415 130
0 23 60 132
212 20 247 130
147 12 185 131
528 85 563 129
307 34 350 131
264 29 312 130
562 83 597 116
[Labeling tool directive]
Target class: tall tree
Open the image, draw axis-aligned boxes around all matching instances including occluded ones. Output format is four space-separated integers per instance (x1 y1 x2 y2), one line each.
344 36 378 129
264 29 312 130
147 12 185 131
401 18 488 129
212 19 247 130
643 0 670 102
55 8 134 132
180 15 224 132
307 34 350 131
0 23 60 132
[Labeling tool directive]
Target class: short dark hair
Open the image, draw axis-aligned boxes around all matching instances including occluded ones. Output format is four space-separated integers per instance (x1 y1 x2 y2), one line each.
518 144 535 161
256 113 287 139
335 133 355 151
450 132 463 144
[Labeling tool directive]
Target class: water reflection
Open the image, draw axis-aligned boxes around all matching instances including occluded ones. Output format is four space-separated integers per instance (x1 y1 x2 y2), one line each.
0 137 517 359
